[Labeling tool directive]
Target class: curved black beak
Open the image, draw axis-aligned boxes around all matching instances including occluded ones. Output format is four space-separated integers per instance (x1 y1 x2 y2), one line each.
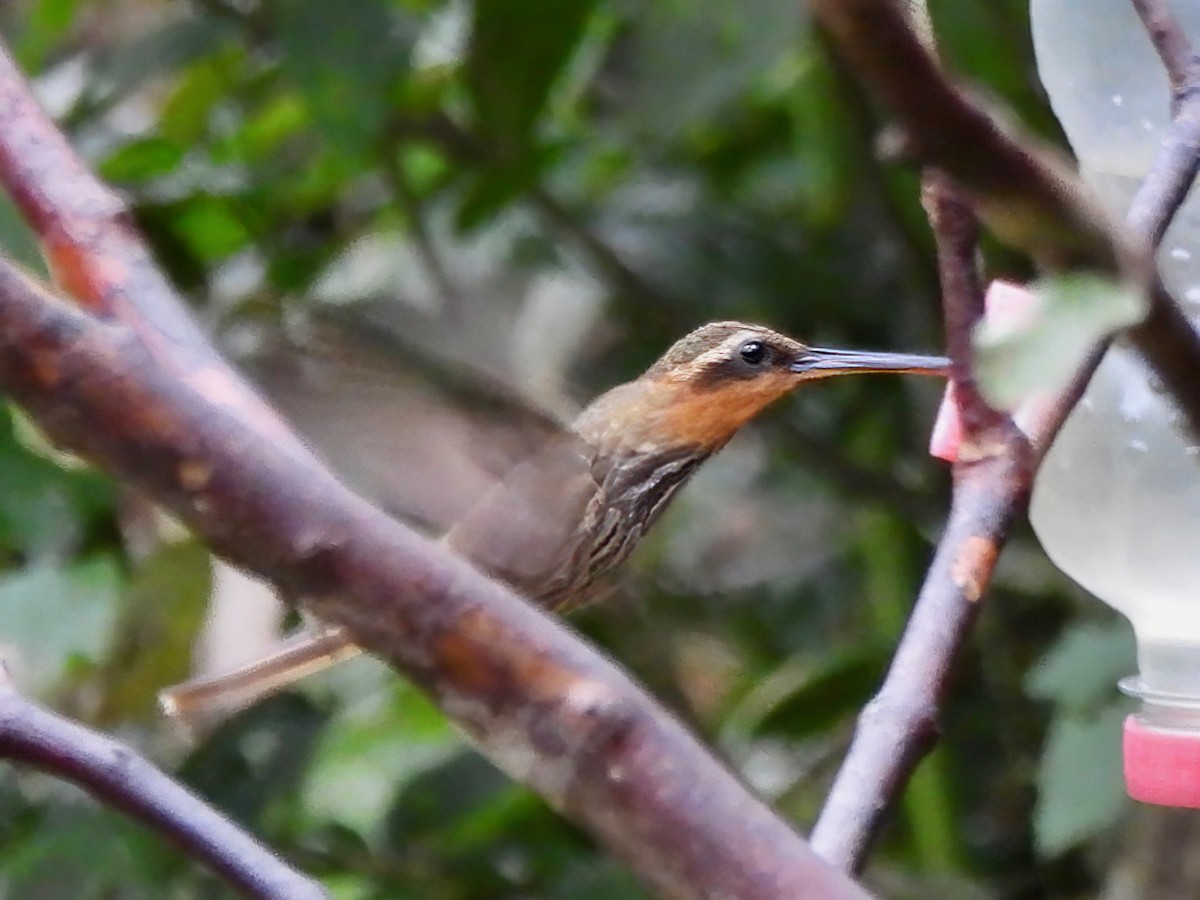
791 347 951 377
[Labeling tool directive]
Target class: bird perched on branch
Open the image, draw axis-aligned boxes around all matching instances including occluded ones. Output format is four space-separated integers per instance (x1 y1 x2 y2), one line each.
161 321 948 724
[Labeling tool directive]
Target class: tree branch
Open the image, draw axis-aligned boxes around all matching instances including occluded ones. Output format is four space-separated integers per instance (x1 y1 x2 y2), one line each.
0 664 326 899
1127 1 1200 244
807 0 1200 445
919 174 1006 440
0 45 869 900
0 46 304 453
379 150 465 320
811 171 1032 869
0 249 870 900
810 0 1200 872
1132 0 1196 99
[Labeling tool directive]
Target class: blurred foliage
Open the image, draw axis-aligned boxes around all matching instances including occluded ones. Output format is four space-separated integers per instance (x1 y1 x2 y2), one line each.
973 274 1143 410
0 0 1154 896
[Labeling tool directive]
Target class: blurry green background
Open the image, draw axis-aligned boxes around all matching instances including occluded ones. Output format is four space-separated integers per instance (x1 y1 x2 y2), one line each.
0 1 1178 897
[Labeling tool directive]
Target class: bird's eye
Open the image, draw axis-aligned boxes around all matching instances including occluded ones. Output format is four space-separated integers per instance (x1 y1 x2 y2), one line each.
739 340 767 366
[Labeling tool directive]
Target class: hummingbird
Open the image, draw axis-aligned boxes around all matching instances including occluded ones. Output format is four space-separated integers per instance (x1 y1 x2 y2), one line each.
160 321 949 723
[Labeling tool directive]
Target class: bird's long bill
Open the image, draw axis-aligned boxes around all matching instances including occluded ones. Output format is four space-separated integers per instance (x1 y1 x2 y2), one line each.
792 347 951 378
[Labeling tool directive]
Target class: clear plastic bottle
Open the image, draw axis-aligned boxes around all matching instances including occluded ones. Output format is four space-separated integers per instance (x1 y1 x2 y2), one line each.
1029 0 1200 806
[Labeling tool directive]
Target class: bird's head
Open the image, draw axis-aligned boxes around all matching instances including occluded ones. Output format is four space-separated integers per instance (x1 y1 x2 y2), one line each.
577 322 950 456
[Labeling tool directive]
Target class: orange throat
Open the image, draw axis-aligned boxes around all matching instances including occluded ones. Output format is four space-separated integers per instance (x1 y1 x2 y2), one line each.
647 373 798 452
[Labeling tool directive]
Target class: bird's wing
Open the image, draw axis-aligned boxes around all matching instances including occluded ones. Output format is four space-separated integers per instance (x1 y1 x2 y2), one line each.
442 432 600 606
237 315 569 536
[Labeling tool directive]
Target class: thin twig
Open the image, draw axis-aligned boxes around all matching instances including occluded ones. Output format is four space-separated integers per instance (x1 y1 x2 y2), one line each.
810 172 1031 869
0 665 326 899
1131 0 1196 98
810 450 1028 868
526 186 678 329
918 173 1007 439
1126 96 1200 245
0 254 871 900
379 151 465 319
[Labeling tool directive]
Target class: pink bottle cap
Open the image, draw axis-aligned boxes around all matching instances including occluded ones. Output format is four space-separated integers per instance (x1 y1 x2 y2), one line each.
1123 715 1200 808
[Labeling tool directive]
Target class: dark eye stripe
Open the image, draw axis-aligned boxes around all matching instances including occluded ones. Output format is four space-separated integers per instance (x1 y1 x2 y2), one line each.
690 340 774 388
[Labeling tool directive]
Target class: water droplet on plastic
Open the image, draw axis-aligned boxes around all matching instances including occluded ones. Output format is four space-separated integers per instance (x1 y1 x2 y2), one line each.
1112 94 1124 106
1172 247 1192 261
1119 380 1157 421
1130 438 1149 452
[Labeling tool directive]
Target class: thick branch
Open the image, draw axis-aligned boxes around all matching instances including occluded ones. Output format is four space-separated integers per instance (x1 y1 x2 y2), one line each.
810 0 1135 272
0 261 869 900
0 665 325 899
0 43 873 899
0 45 301 450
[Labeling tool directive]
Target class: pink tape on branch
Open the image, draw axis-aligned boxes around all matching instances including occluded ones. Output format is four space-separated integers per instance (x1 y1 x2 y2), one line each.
1124 715 1200 808
929 381 963 462
929 281 1046 462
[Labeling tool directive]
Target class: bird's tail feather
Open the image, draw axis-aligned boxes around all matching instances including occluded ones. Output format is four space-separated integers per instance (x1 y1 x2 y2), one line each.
159 627 360 731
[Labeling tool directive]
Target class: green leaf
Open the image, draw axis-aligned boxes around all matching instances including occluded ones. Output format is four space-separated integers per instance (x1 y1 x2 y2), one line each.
91 539 212 725
98 137 186 184
454 165 532 232
467 0 599 147
92 16 237 105
13 0 82 70
729 644 887 740
157 57 231 145
180 693 329 829
1033 703 1129 856
384 749 513 845
0 405 113 560
0 191 45 275
788 41 856 226
164 195 252 264
2 804 155 896
1025 618 1134 712
233 92 310 161
277 0 413 155
452 140 558 231
546 861 646 900
303 673 460 833
0 555 122 693
974 273 1145 409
